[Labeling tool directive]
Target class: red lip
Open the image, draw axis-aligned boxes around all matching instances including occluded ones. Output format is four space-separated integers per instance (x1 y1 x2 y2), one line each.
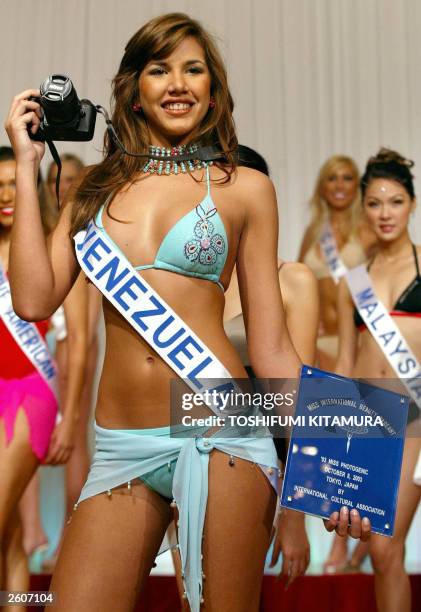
0 207 14 216
379 225 395 233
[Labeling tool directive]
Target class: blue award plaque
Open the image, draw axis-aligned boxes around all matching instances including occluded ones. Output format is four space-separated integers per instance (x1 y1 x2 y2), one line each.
280 366 409 535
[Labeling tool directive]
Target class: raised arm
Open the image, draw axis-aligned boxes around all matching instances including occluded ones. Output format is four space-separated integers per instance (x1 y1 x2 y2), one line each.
5 90 80 320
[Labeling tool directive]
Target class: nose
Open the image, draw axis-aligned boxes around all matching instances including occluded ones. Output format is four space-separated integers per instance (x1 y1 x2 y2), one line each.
0 184 14 202
167 70 189 94
379 203 391 219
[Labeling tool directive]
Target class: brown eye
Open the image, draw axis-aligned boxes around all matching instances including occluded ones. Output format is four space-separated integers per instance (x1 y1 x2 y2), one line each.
149 67 166 75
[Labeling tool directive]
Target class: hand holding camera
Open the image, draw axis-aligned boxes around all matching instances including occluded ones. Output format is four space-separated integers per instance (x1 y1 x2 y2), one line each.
27 75 97 143
4 88 45 165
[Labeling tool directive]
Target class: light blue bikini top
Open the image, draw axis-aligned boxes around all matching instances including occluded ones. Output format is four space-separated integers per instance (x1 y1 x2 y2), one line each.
95 165 228 291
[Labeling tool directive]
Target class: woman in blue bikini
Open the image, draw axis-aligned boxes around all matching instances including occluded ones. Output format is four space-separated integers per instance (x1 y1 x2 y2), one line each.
6 13 369 611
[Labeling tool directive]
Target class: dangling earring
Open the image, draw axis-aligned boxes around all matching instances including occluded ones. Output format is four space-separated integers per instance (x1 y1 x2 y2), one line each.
132 102 142 112
209 97 215 109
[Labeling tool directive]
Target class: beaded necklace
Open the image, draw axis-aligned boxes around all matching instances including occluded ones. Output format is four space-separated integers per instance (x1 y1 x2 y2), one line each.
142 143 212 175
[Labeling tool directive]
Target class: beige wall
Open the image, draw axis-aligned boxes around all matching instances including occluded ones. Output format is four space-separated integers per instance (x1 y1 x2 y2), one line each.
2 0 421 259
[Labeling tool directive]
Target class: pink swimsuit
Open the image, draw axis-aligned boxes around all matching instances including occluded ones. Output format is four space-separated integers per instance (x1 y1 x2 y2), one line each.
0 318 58 461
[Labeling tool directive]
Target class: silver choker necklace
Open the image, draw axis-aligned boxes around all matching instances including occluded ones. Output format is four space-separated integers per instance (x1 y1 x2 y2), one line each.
142 144 212 175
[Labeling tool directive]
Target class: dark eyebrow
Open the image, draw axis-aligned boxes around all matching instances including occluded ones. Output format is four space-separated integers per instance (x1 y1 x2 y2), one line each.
184 59 206 66
147 59 206 68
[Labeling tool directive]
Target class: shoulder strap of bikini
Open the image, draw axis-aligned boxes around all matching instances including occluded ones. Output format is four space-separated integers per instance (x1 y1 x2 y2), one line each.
412 244 420 277
206 164 211 196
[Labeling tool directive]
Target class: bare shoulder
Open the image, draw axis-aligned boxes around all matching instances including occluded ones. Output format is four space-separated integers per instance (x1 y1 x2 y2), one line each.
279 261 317 294
234 165 274 192
214 165 276 208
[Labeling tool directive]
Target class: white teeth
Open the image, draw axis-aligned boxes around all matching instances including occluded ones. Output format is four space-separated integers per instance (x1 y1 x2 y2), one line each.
164 103 191 110
1 207 13 214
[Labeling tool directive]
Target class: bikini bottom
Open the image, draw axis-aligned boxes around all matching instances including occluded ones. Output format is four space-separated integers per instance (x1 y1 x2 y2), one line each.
408 401 421 426
0 371 58 461
77 422 280 612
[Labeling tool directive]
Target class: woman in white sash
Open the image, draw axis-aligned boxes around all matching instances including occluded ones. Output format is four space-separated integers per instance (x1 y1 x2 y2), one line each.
299 155 375 371
5 13 368 611
335 149 421 612
0 146 83 596
170 146 316 595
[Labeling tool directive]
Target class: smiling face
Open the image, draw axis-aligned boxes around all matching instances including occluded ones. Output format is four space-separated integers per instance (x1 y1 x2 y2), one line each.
363 178 414 242
137 36 212 146
321 163 359 211
0 160 16 229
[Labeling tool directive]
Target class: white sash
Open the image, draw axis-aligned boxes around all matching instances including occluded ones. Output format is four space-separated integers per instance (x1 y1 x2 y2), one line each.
319 222 348 284
0 263 58 400
414 450 421 486
74 221 240 412
346 264 421 409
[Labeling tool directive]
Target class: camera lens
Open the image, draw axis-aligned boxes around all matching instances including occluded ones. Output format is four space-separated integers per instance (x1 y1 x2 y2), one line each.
40 75 81 125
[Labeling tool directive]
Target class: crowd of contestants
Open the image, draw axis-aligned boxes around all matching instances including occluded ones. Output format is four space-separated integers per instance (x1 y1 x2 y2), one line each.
1 143 420 610
0 15 421 611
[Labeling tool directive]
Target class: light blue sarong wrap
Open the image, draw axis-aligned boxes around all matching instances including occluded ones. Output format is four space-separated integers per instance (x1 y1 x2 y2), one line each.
78 423 279 612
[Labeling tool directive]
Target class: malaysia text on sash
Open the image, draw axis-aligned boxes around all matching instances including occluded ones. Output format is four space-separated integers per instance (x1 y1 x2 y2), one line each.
346 264 421 408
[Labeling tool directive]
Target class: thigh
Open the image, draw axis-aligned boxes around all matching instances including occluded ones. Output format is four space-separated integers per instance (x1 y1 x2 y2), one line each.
202 451 276 612
0 409 39 535
51 481 173 612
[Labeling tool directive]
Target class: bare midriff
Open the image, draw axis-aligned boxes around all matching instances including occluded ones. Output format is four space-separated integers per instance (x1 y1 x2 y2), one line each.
318 277 340 336
95 269 247 429
353 316 421 384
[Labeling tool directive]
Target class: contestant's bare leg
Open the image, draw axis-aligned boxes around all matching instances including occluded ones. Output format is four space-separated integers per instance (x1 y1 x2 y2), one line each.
369 435 421 612
50 482 172 612
19 472 47 554
323 533 348 573
201 451 277 612
0 409 39 586
348 538 369 570
4 512 28 609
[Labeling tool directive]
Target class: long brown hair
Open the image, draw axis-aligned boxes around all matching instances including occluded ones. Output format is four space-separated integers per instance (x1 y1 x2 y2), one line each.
70 13 237 236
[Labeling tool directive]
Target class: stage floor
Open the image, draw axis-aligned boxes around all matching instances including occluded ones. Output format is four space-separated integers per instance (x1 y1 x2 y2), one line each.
30 572 421 611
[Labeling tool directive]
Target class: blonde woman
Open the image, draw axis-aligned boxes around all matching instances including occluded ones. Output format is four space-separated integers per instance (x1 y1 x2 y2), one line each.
299 155 376 371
